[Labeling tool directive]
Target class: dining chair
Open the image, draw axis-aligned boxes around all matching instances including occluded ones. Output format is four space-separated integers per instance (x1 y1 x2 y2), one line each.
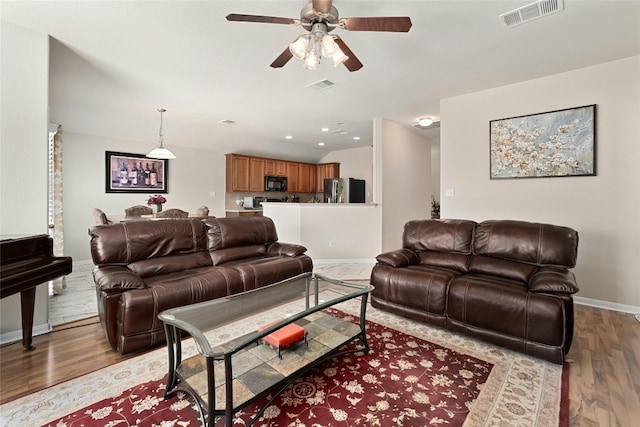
155 208 189 218
125 205 153 216
92 208 113 225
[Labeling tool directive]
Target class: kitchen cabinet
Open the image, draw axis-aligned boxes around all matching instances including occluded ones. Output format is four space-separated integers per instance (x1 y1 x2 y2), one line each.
227 153 339 193
298 163 311 193
309 164 317 193
316 162 340 193
226 154 250 192
286 162 299 192
249 157 265 192
265 159 286 176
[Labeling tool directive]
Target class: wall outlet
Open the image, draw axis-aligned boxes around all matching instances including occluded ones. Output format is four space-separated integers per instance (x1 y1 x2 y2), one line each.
209 191 216 197
445 188 455 197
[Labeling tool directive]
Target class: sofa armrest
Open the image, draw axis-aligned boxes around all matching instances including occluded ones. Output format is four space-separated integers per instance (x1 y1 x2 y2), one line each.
267 242 307 257
376 249 419 268
93 265 147 293
529 267 579 295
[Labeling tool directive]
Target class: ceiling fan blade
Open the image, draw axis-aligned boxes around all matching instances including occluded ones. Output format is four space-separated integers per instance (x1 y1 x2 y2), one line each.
226 14 297 25
270 47 294 69
334 37 363 72
312 0 334 15
340 17 412 32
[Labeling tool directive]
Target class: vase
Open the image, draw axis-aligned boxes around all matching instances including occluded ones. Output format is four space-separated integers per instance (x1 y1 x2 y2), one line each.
153 203 163 214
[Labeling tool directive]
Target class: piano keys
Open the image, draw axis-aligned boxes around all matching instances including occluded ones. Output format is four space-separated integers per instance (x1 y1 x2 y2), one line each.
0 234 72 351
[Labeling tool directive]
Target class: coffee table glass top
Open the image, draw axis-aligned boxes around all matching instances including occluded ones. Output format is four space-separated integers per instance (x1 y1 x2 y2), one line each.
158 272 373 358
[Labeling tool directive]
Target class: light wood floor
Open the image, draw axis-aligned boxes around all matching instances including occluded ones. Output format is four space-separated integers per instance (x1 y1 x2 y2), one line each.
1 305 638 426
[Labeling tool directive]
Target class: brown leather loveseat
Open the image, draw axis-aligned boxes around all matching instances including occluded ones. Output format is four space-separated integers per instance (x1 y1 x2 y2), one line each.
370 219 579 364
89 216 313 354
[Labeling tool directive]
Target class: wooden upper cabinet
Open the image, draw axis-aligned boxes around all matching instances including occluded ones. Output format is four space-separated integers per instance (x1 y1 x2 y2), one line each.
265 159 287 176
309 164 317 193
316 162 340 193
227 153 338 193
249 158 265 191
286 162 299 192
226 154 250 192
298 163 311 193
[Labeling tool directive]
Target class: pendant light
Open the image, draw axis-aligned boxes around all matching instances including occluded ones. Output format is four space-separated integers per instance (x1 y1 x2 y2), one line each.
147 108 176 159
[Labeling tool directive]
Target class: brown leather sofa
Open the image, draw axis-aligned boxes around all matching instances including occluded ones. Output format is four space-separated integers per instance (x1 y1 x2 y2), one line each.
89 216 313 354
370 219 579 364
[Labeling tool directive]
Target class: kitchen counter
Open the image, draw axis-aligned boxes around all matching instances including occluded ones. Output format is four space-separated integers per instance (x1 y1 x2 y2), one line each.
225 209 263 218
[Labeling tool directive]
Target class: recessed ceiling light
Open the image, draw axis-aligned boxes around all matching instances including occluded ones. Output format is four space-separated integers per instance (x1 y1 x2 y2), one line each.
321 127 329 132
318 142 325 146
285 135 293 139
340 131 348 135
418 117 433 127
353 136 361 140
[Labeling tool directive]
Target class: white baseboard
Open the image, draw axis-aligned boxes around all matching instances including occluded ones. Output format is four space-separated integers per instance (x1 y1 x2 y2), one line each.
573 296 640 314
0 323 51 347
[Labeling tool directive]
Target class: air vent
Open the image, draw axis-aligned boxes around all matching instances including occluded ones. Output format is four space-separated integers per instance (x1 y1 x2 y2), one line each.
413 121 441 131
305 78 337 91
499 0 563 28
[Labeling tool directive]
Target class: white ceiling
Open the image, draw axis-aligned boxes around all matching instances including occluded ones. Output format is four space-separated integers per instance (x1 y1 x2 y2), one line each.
2 1 639 163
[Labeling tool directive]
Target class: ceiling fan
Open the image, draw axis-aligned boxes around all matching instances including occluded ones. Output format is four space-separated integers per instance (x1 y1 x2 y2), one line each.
226 0 412 72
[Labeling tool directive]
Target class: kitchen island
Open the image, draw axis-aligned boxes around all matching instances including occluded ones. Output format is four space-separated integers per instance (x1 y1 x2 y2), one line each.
261 202 381 261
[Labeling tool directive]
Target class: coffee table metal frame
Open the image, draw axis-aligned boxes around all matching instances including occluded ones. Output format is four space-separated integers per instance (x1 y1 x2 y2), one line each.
158 272 373 426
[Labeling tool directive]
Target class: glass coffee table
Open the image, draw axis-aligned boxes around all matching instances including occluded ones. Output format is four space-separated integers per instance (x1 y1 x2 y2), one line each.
158 272 373 426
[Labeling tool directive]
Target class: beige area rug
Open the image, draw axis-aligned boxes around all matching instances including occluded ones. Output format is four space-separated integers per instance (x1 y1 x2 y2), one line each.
0 296 565 426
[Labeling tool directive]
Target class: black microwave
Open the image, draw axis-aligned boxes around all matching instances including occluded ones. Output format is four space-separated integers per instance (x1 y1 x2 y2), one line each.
264 175 287 192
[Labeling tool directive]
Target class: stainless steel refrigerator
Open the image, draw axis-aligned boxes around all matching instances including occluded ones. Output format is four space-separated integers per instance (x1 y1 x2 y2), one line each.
324 178 366 203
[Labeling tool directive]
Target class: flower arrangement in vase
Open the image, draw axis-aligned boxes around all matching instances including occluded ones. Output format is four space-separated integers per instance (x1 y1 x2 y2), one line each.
146 194 167 213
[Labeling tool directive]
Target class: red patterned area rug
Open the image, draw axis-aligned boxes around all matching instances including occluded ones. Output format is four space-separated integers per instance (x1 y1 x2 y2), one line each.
1 303 569 427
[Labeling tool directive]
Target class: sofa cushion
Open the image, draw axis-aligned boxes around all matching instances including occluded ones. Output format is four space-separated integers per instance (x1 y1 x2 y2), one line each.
210 245 267 266
89 219 208 264
226 256 314 291
371 263 460 317
403 219 475 254
418 250 470 273
447 274 566 347
474 220 578 267
128 252 213 278
119 267 244 339
204 216 278 250
469 255 537 283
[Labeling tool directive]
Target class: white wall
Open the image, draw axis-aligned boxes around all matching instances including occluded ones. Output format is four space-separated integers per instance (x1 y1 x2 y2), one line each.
0 22 50 336
263 204 381 260
321 146 374 203
62 132 227 261
440 56 640 308
375 118 431 251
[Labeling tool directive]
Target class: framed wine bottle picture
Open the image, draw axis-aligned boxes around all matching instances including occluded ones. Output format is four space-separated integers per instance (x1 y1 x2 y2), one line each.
105 151 169 193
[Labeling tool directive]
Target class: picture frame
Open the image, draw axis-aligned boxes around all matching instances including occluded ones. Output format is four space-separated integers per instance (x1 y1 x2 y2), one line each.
490 104 596 179
105 151 168 193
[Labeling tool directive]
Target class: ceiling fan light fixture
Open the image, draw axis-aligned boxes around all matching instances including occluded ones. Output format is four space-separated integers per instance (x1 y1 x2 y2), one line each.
304 49 319 70
147 108 176 159
331 47 348 67
418 117 434 127
289 35 309 59
321 35 338 57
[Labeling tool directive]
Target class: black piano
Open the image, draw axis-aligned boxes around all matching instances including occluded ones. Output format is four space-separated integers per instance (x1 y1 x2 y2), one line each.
0 234 72 351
